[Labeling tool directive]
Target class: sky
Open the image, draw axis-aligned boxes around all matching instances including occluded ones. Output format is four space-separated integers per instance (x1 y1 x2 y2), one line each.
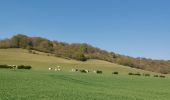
0 0 170 60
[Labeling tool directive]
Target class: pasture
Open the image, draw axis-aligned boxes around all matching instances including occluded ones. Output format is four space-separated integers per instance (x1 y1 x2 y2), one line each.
0 69 170 100
0 49 158 74
0 49 170 100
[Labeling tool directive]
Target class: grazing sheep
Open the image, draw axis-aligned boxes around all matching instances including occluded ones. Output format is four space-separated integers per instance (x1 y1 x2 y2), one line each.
58 68 61 71
13 65 18 70
93 70 97 73
54 67 61 71
85 70 89 73
48 68 52 70
71 69 78 72
9 65 18 70
54 68 58 71
57 66 60 68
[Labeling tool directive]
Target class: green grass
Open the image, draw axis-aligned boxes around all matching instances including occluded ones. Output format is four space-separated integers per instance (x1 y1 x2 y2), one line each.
0 69 170 100
0 48 170 100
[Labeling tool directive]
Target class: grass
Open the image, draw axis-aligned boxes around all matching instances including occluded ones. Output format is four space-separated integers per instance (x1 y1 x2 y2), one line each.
0 69 170 100
0 48 170 100
0 48 157 75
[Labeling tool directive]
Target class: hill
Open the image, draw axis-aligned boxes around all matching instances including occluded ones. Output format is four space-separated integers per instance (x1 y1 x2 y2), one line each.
0 48 157 75
0 49 170 100
0 34 170 74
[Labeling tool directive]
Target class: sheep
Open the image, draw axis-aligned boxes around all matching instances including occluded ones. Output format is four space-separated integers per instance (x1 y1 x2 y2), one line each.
48 68 53 70
54 68 58 71
71 69 76 72
71 68 79 72
57 66 60 68
54 67 61 71
57 68 61 71
9 65 18 70
93 70 97 73
85 70 89 73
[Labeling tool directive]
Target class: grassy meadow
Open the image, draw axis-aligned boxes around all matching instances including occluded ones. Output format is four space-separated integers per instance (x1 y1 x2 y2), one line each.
1 69 170 100
0 49 170 100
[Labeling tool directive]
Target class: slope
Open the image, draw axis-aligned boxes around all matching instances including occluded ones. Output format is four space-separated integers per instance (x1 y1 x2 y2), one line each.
0 48 157 75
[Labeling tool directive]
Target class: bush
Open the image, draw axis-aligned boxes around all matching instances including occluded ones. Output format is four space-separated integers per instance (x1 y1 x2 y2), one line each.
134 73 141 76
74 53 87 61
0 65 12 69
128 73 134 75
128 72 141 76
24 65 32 69
96 70 102 74
79 69 87 73
112 72 118 75
159 75 165 78
17 65 32 69
153 75 159 77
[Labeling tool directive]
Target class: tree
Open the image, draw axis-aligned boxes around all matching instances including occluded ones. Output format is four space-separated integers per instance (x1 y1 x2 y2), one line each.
73 52 87 61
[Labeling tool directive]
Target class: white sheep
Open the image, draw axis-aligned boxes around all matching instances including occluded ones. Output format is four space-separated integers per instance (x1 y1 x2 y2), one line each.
48 68 52 70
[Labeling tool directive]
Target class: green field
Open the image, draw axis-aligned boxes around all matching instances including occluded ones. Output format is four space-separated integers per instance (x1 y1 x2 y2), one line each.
0 69 170 100
0 49 170 100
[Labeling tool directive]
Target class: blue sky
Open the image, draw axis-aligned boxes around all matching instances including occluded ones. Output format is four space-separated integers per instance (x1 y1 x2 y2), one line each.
0 0 170 60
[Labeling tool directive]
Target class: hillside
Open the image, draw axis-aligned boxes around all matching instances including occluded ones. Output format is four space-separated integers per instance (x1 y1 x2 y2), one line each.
0 34 170 74
0 48 157 75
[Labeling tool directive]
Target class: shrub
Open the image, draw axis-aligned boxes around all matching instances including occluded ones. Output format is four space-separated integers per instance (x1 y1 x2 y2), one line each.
134 73 141 76
74 53 87 61
24 65 32 69
0 65 12 69
128 73 134 75
112 72 118 75
159 75 165 78
96 70 102 74
79 69 87 73
153 75 159 77
128 72 141 76
18 65 32 70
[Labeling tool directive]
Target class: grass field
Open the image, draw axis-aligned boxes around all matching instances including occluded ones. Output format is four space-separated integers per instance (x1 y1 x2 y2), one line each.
0 49 170 100
0 69 170 100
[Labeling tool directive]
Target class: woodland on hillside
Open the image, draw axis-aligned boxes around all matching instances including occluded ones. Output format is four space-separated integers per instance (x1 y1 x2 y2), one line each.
0 34 170 74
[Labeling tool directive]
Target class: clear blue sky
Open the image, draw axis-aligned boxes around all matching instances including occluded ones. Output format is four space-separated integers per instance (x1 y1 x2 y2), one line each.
0 0 170 60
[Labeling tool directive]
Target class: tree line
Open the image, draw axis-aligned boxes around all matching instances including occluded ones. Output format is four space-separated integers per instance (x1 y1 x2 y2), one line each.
0 34 169 74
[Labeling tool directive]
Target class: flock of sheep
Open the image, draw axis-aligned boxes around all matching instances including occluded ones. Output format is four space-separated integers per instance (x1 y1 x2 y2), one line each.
48 66 166 78
48 66 102 74
48 66 61 71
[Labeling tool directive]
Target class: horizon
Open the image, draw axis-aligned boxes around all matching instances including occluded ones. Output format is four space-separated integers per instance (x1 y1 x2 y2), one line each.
0 0 170 60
